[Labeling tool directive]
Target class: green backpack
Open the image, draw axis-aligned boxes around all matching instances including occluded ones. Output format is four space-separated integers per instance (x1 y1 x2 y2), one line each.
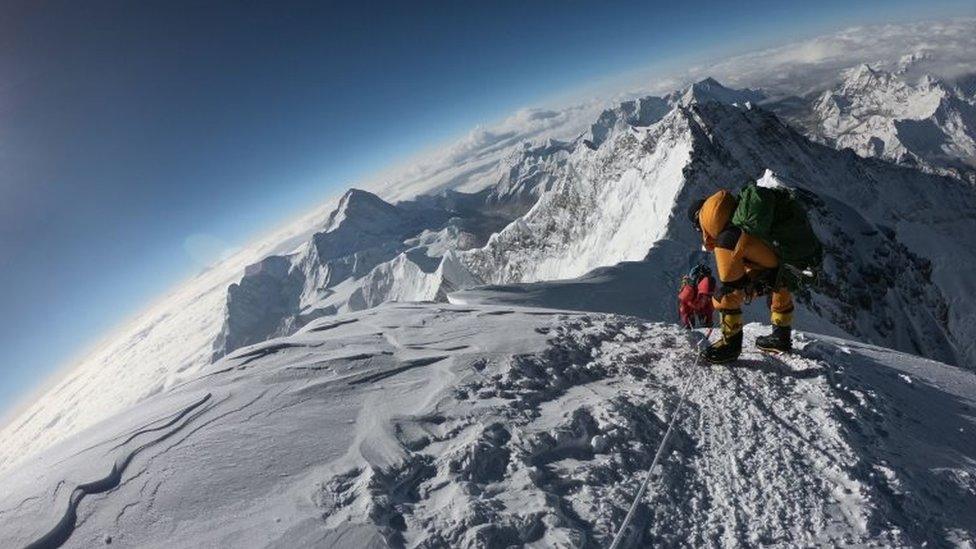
731 184 823 290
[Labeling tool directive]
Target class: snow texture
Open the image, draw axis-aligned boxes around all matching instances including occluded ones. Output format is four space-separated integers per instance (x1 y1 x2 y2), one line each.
3 73 974 482
1 304 973 548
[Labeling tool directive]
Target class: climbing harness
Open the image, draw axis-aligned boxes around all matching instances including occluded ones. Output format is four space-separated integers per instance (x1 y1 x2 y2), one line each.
608 328 712 549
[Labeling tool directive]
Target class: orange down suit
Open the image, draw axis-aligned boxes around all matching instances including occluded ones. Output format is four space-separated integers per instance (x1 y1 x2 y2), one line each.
698 190 793 335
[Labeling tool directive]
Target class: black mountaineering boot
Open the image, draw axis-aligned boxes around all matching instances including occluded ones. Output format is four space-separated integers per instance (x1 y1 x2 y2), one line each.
702 311 743 364
756 325 792 354
702 331 743 364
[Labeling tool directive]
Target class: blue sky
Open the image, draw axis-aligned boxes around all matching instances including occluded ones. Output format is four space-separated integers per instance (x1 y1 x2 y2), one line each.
0 0 971 419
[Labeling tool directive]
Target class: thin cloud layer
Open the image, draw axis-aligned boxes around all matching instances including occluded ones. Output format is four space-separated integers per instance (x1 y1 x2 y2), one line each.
370 18 975 203
678 18 976 95
373 102 605 202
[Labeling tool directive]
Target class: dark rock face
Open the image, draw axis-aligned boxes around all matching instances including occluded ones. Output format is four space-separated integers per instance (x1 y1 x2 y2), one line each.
211 255 305 362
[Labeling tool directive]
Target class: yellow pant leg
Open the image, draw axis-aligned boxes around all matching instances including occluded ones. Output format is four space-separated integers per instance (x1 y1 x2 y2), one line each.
770 288 794 327
713 232 794 328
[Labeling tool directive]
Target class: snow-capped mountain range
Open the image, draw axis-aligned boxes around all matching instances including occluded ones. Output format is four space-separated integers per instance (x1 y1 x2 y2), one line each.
212 74 976 373
769 63 976 183
4 67 976 479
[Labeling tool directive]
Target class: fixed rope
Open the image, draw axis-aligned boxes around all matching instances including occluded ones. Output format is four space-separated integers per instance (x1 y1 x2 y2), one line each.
608 328 712 549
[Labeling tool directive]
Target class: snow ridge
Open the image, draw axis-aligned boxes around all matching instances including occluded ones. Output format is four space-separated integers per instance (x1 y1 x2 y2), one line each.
210 188 507 360
1 305 973 547
455 86 976 371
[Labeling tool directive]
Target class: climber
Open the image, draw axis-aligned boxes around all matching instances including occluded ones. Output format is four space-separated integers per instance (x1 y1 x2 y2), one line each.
687 184 822 363
678 264 715 329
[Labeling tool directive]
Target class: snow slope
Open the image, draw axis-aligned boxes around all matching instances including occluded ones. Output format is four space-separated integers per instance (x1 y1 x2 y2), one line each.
0 195 346 475
0 107 587 475
5 77 973 482
1 303 973 547
212 76 976 382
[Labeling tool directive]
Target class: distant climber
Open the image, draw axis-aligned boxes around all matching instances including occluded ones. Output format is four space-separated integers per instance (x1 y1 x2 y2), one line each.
688 183 822 363
678 264 715 329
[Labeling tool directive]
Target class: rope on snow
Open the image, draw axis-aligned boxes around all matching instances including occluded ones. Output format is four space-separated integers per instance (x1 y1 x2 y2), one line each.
608 328 712 549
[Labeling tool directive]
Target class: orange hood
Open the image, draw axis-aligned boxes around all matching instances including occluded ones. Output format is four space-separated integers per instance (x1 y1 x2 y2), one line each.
698 190 736 248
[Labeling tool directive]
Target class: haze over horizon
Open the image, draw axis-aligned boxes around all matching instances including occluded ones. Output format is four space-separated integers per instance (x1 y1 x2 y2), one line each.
1 0 973 421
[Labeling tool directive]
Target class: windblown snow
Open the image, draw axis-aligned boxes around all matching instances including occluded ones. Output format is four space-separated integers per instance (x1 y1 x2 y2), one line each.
1 304 973 547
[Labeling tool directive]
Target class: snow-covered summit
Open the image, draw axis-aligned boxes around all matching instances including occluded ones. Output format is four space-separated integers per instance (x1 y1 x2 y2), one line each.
2 31 976 546
210 189 491 362
586 78 765 148
325 188 407 232
837 63 888 92
456 92 976 373
1 304 973 547
670 76 766 107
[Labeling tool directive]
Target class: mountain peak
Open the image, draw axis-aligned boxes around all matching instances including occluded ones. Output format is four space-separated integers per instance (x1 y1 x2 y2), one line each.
338 187 389 208
676 77 765 107
838 63 896 92
327 188 404 232
693 76 725 89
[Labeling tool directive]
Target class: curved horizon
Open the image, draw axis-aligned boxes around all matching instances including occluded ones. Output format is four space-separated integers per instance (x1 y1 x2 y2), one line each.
1 2 973 426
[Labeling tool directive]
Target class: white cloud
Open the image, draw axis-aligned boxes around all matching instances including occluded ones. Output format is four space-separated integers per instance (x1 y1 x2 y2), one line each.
364 18 975 204
368 101 606 202
591 18 974 100
770 41 843 65
686 18 976 94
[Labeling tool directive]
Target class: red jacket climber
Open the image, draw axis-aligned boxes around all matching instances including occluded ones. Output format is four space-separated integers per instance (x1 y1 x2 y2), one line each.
678 264 715 329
